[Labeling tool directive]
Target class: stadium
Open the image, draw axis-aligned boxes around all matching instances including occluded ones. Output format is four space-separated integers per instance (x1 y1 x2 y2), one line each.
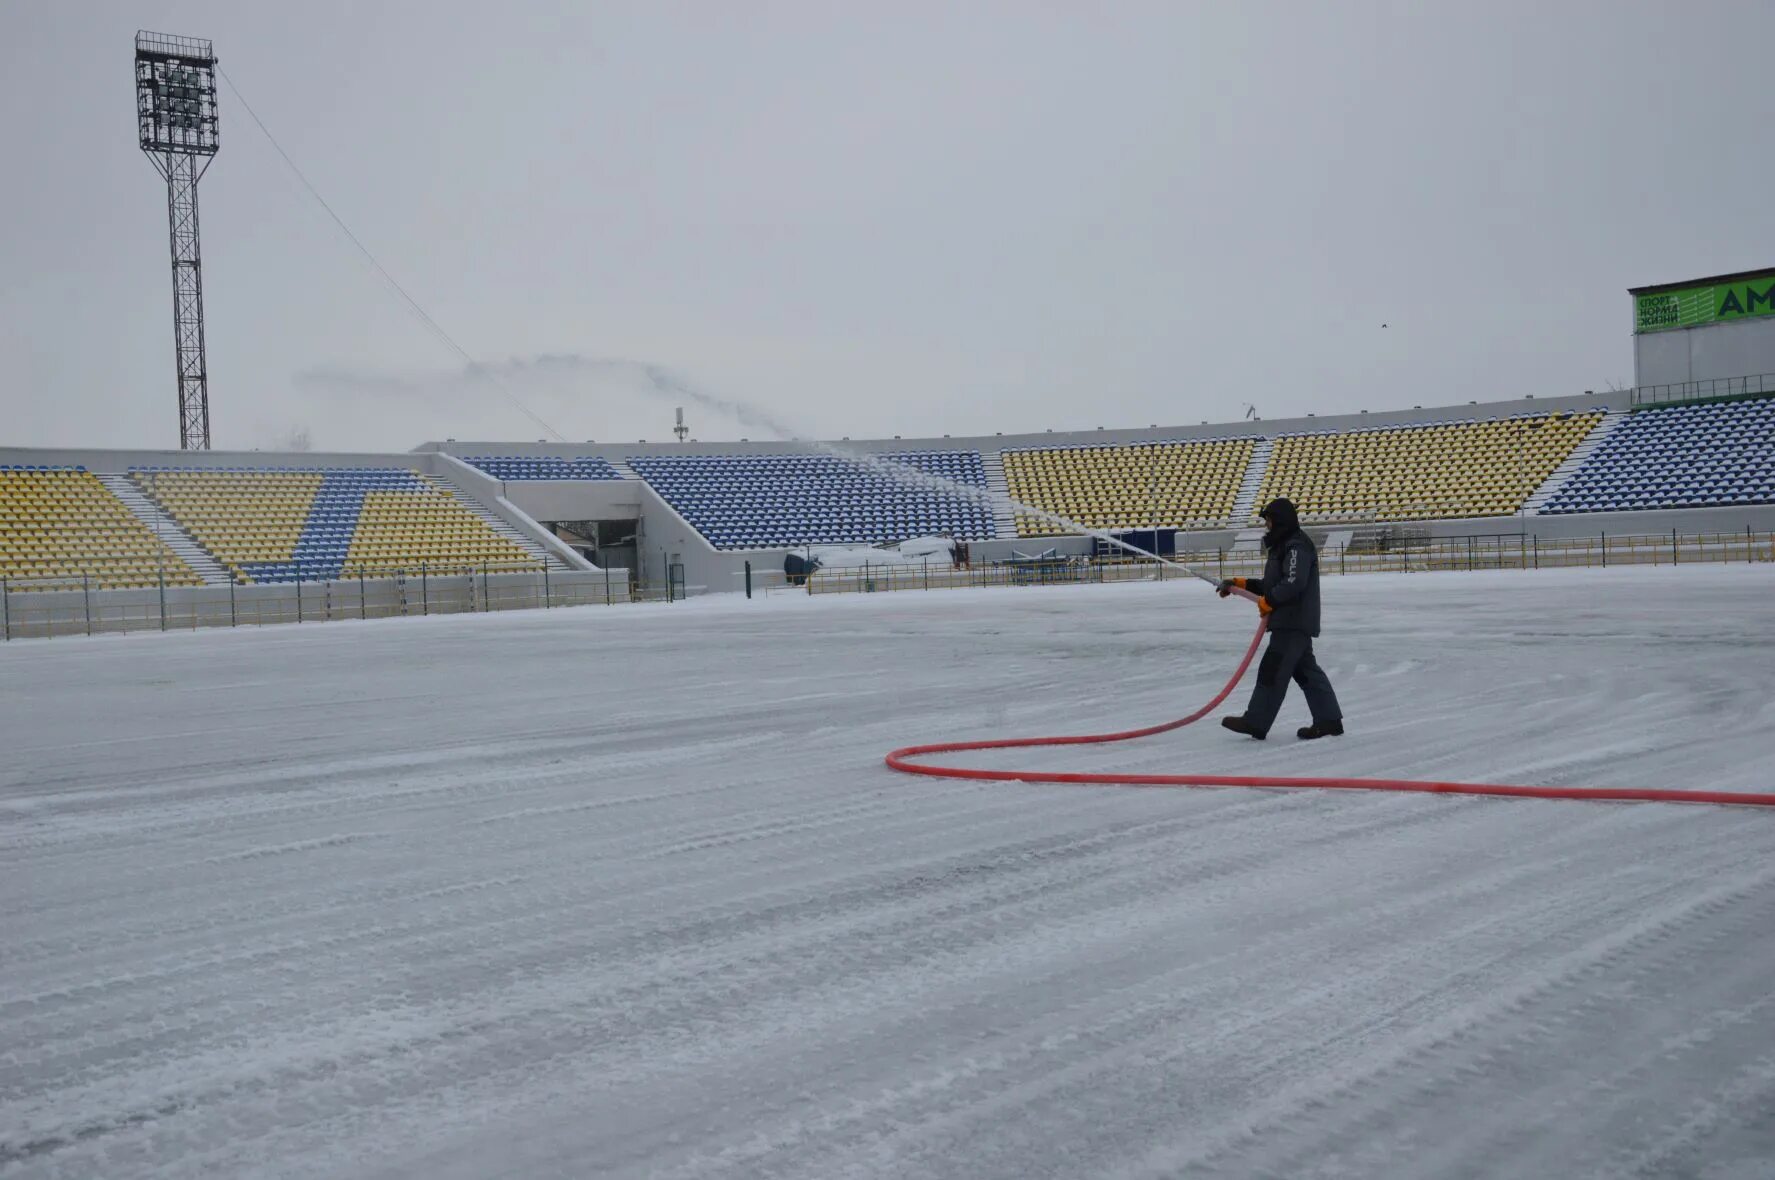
4 12 1775 1180
5 350 1773 630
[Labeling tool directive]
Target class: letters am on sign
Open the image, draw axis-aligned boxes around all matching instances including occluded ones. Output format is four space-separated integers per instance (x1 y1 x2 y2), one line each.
1635 278 1775 333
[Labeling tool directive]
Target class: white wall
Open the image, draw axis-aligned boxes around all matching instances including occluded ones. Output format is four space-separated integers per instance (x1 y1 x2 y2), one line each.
1634 317 1775 388
425 453 600 572
0 444 428 471
501 480 645 523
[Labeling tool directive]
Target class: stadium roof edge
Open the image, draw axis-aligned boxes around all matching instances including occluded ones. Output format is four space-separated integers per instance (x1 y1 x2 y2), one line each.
416 390 1628 457
1628 266 1775 296
0 445 438 470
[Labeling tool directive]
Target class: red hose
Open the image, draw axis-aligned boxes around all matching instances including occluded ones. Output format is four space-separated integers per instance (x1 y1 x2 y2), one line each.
886 611 1775 810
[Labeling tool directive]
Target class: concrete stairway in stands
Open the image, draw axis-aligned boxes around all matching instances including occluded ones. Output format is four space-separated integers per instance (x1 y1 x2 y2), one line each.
99 473 232 585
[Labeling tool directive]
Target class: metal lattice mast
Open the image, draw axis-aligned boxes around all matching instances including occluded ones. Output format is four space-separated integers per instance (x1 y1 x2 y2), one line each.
135 32 220 450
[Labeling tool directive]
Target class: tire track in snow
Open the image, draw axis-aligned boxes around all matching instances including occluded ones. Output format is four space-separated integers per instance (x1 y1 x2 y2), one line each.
1128 856 1775 1180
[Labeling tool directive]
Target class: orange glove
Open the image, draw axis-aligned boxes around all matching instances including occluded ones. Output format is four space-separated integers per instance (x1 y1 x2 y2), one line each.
1215 577 1247 598
1257 596 1273 617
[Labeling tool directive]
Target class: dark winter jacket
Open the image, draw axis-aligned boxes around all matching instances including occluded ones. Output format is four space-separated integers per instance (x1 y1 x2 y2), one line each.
1245 499 1322 637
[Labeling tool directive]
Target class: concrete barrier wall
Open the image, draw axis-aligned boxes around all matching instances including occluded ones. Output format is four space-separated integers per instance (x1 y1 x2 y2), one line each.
426 452 599 571
499 473 769 599
500 480 645 523
0 445 435 471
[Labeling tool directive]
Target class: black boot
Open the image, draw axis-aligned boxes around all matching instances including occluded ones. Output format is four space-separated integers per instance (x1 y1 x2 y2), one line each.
1297 720 1344 740
1221 715 1266 740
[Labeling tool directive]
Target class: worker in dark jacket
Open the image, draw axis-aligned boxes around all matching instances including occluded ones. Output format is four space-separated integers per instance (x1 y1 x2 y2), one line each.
1216 497 1344 740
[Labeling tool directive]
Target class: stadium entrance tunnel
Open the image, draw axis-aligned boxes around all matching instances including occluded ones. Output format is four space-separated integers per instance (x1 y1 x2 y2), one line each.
547 519 638 580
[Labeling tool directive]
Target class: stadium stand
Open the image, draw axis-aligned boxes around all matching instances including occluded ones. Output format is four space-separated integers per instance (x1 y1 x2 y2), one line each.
134 469 320 582
0 466 201 588
1001 439 1256 537
345 488 536 572
629 451 995 549
133 467 536 582
462 456 622 481
7 391 1766 600
1541 396 1775 514
1254 412 1604 522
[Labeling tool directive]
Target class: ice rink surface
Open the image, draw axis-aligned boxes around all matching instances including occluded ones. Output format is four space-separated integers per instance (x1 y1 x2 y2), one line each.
4 565 1775 1179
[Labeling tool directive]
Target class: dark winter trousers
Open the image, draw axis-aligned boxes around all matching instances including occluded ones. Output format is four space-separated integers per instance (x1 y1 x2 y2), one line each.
1242 630 1341 736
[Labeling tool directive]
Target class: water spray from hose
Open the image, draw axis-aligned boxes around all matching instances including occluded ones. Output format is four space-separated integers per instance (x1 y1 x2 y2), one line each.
623 360 1222 585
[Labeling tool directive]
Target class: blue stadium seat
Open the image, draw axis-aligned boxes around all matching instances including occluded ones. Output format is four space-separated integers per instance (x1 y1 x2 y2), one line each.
1542 397 1775 515
462 456 623 481
628 451 993 550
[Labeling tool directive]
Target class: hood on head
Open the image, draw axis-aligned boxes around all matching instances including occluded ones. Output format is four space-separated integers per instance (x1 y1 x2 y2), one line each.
1260 497 1300 546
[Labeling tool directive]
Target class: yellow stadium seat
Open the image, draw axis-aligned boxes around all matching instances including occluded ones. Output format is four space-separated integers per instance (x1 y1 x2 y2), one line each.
1002 438 1256 538
0 468 201 590
1252 412 1601 523
134 469 537 583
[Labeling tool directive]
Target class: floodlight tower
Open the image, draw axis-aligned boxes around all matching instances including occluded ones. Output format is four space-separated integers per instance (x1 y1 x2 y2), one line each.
135 31 220 450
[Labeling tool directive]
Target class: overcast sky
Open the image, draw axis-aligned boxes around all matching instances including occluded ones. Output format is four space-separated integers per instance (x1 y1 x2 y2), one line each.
3 1 1770 453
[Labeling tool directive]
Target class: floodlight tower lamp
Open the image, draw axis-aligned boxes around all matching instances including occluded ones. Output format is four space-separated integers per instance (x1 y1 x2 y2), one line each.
135 31 220 450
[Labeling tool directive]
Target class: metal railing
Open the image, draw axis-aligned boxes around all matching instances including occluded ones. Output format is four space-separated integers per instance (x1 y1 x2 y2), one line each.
9 532 1768 638
1629 373 1775 409
135 31 216 60
0 562 632 641
748 528 1773 599
1201 530 1774 577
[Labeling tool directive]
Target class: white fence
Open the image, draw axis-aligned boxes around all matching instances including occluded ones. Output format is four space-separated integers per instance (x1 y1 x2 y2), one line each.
0 565 631 641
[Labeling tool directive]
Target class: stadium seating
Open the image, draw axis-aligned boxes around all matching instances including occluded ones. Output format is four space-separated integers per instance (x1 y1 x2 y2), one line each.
462 456 622 481
0 466 200 589
1541 397 1775 514
134 467 536 582
629 451 994 549
1001 439 1255 537
345 489 536 572
1255 412 1603 522
135 469 322 582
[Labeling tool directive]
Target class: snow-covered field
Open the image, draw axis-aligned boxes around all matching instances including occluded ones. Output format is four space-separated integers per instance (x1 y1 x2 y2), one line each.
4 566 1775 1179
